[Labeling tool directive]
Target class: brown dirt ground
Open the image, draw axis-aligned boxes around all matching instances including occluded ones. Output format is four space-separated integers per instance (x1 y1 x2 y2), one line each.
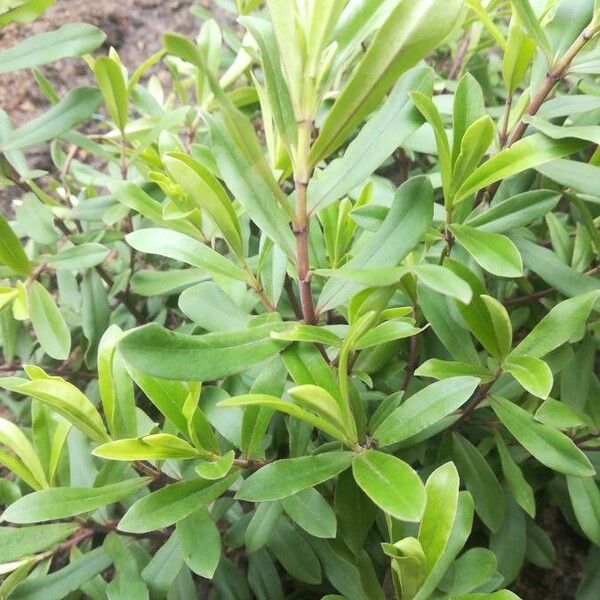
0 3 591 598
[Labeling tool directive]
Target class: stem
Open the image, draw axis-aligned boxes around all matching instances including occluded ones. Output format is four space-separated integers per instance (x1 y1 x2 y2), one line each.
479 21 600 205
293 119 318 325
498 92 513 147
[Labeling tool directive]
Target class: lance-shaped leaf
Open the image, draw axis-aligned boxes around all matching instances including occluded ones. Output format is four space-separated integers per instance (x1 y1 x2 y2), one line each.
452 73 486 166
374 377 480 447
0 214 32 276
0 87 103 151
176 508 221 579
0 524 79 562
125 228 248 283
504 356 553 399
510 290 600 358
0 23 105 74
236 451 354 501
454 134 588 203
449 224 523 278
27 281 71 361
239 16 296 148
510 0 551 59
118 472 240 533
0 372 109 443
317 176 433 313
2 478 151 523
163 152 244 259
309 0 464 165
93 56 128 133
205 111 295 256
307 66 433 214
118 322 289 381
567 476 600 546
0 417 48 490
280 487 337 539
93 434 200 461
352 450 426 521
491 396 595 477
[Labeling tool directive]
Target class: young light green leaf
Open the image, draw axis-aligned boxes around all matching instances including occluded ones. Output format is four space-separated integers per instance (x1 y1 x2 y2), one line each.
92 434 200 461
41 243 110 270
491 396 595 477
418 462 460 572
236 452 354 502
92 56 128 132
504 355 553 399
317 176 433 312
374 377 480 447
0 372 109 443
0 87 103 151
352 450 426 521
163 152 244 259
449 224 523 278
0 214 32 276
452 73 486 166
2 478 151 523
309 0 464 165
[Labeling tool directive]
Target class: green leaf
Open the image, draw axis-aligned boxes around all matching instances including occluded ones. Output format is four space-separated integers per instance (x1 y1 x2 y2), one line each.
92 434 200 461
439 547 498 596
41 243 110 270
0 214 32 276
205 111 295 256
0 372 109 443
104 533 149 600
415 359 492 382
0 87 103 151
195 450 235 480
119 472 239 533
163 152 244 259
236 452 354 502
504 355 553 399
118 322 289 382
454 134 588 203
480 294 513 358
510 290 600 358
534 398 591 430
503 10 536 93
307 67 433 214
2 478 151 523
495 433 536 518
92 56 128 132
317 176 433 312
525 115 600 146
567 476 600 546
239 16 296 148
220 393 348 442
450 116 495 195
352 450 425 521
176 508 221 579
8 547 113 600
0 523 79 562
535 159 600 198
374 377 480 447
0 23 105 74
125 228 248 283
491 396 595 477
510 0 551 58
464 190 560 233
449 224 523 278
0 416 48 490
281 487 337 539
453 434 505 532
452 73 486 166
418 462 460 572
309 0 464 164
27 281 71 360
512 236 600 298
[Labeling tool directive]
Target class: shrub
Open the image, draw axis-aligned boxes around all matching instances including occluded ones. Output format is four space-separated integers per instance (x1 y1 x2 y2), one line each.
0 0 600 598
